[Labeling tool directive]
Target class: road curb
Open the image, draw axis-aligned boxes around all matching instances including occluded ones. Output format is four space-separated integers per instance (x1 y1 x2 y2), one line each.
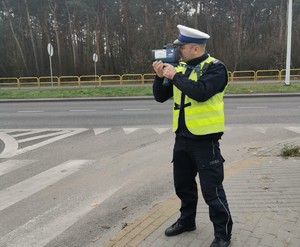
0 93 300 103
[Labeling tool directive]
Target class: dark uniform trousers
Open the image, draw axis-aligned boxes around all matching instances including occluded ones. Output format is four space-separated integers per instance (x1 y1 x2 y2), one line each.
173 135 233 241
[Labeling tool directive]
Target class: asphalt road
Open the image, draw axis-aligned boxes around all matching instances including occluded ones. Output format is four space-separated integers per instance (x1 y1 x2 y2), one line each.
0 96 299 128
0 96 300 247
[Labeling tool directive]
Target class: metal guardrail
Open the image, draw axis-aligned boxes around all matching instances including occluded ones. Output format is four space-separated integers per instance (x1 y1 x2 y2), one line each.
232 70 256 82
0 69 299 88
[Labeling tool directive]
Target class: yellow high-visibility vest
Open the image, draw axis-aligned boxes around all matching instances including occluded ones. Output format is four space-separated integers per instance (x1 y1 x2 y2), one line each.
173 56 226 135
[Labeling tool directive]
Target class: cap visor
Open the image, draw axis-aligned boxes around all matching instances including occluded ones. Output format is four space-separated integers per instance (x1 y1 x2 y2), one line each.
173 39 186 46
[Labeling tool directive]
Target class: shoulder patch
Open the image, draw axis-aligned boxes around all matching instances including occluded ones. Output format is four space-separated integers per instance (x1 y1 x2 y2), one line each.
212 59 221 64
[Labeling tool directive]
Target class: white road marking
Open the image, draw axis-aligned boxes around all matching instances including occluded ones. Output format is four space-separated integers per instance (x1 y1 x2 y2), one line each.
0 160 93 211
153 128 170 134
10 129 48 138
0 186 122 247
0 128 88 158
0 133 19 158
18 130 70 143
17 110 44 113
123 128 140 135
69 109 96 112
123 108 151 111
237 107 268 109
93 128 111 135
285 127 300 134
0 160 36 176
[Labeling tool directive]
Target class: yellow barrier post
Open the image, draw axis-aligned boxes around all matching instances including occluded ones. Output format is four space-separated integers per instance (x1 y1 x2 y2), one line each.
227 72 233 83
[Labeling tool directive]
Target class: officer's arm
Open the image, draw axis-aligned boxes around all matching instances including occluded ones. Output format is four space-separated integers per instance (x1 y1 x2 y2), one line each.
152 75 173 103
171 62 228 102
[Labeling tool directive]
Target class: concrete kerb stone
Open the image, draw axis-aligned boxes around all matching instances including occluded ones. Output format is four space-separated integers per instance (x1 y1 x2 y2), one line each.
101 196 180 247
1 92 300 103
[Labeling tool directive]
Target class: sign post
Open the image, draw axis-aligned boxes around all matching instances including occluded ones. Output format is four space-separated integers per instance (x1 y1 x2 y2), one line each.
285 0 293 86
47 43 54 87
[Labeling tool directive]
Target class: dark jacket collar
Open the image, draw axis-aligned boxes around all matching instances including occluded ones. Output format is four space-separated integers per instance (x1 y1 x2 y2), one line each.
186 53 209 67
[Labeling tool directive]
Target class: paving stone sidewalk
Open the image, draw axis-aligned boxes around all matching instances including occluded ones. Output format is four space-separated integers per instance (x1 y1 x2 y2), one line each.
102 139 300 247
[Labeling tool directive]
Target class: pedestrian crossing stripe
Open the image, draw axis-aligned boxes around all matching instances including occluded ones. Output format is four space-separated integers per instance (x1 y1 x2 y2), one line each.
0 160 94 211
153 128 170 134
93 128 111 135
0 158 121 247
0 128 88 158
1 126 300 159
0 184 121 247
123 128 140 135
285 127 300 134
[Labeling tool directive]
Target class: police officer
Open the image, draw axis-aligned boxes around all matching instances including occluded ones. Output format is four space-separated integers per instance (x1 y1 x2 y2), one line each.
152 25 233 247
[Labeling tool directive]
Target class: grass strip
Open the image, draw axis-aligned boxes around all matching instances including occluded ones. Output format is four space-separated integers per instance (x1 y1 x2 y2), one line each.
0 82 299 99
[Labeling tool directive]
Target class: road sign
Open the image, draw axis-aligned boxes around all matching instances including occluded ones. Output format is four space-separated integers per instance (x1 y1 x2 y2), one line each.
47 43 54 57
93 53 98 63
47 43 54 86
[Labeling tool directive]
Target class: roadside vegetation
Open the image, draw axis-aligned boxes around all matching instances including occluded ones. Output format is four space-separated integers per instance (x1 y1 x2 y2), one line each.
1 1 300 78
281 145 300 157
0 82 299 99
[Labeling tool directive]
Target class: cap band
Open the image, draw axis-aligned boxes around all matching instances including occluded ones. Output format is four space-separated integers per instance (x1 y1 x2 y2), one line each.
178 34 207 44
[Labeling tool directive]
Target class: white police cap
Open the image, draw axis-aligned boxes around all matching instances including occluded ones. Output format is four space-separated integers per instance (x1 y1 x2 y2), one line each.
173 24 210 45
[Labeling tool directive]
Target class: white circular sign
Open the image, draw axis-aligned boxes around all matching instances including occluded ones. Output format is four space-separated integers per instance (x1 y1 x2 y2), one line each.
93 53 98 63
47 43 53 57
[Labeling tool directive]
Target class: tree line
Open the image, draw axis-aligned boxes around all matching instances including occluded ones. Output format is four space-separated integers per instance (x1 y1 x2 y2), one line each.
0 0 299 77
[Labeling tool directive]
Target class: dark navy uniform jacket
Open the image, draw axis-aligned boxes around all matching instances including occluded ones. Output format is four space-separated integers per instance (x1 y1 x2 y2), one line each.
153 53 228 140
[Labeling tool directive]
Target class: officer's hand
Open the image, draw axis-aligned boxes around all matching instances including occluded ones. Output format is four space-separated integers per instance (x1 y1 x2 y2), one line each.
152 61 164 78
163 63 176 80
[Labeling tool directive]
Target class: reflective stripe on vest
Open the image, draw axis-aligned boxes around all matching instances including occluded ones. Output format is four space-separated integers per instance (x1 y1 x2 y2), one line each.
172 56 226 135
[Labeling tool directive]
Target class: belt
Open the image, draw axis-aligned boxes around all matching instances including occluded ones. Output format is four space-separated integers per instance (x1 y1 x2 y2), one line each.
174 102 192 110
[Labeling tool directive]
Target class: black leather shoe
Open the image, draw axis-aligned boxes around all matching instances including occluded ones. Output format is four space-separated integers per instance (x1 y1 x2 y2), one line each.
164 221 196 236
210 238 231 247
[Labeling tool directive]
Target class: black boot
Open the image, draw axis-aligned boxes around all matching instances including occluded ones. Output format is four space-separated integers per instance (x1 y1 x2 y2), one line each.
210 238 231 247
164 221 196 236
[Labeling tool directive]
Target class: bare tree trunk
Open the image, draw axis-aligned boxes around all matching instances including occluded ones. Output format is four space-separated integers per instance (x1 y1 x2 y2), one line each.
121 0 131 70
24 0 39 75
2 0 29 74
278 0 285 44
67 11 77 74
49 2 62 75
104 12 111 73
193 0 200 27
95 14 103 73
